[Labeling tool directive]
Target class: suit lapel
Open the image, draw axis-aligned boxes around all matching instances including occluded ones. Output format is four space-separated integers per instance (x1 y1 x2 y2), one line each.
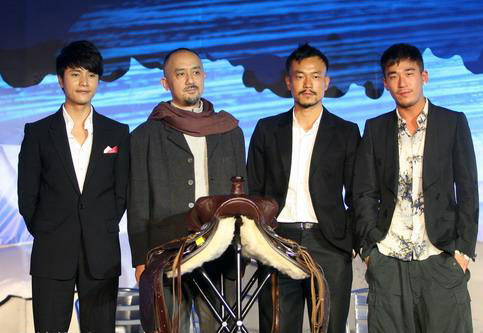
166 125 192 155
84 110 105 190
49 109 81 194
207 133 221 160
422 102 440 189
274 111 293 182
309 108 336 178
383 111 398 196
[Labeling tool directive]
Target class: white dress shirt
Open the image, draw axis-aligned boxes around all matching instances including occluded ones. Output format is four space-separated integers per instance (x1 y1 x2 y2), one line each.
62 105 93 193
278 109 322 223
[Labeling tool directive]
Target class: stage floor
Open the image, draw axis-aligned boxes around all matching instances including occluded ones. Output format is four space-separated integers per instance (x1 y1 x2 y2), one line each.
1 235 482 332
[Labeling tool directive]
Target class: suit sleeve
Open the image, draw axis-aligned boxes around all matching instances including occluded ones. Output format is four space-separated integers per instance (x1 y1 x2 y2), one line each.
114 124 130 222
247 120 265 196
232 126 248 192
17 123 41 235
353 121 381 257
343 123 361 252
127 127 151 267
453 113 479 259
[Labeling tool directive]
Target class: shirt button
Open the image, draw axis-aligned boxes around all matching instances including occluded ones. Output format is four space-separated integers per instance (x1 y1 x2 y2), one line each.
187 157 193 163
188 202 194 208
188 179 194 186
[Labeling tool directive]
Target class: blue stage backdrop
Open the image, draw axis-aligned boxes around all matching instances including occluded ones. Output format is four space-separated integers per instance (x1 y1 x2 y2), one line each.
0 0 482 245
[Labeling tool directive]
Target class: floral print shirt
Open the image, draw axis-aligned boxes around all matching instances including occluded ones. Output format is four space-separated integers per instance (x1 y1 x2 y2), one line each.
378 99 442 261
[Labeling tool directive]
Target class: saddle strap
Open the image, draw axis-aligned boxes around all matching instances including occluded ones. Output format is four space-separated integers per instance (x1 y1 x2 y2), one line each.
171 241 187 333
153 263 171 333
271 271 280 333
152 239 189 333
269 249 329 333
299 249 330 333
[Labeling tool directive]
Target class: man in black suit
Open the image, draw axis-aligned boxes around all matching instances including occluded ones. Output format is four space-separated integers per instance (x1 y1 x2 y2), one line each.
128 48 246 332
354 43 478 332
247 43 360 333
17 40 129 333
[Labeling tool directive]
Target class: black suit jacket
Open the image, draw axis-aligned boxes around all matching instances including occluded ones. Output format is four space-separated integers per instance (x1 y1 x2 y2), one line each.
247 108 361 256
354 101 479 259
18 109 129 279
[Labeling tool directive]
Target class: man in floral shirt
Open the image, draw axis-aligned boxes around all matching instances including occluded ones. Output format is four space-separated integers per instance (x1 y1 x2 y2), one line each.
354 43 478 332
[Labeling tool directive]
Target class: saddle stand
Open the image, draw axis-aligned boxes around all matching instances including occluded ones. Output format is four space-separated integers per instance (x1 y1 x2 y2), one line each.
141 177 330 333
190 216 276 333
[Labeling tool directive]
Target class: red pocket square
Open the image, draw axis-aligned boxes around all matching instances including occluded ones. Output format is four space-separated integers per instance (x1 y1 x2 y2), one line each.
103 146 119 154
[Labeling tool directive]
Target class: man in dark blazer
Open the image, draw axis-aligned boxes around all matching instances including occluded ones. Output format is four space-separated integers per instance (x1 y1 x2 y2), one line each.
17 41 129 333
247 43 360 333
354 43 478 332
128 48 246 332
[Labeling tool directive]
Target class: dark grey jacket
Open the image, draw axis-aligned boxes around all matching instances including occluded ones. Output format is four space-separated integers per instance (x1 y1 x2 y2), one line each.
127 119 246 266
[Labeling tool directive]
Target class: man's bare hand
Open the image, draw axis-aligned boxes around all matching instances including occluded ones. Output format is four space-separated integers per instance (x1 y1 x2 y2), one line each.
454 253 469 273
135 264 146 282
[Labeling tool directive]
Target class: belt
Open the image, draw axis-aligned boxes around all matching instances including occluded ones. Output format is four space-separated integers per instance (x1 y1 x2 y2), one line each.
277 222 318 230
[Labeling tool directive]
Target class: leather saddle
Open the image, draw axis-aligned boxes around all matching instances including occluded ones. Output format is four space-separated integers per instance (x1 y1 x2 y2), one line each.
140 177 330 333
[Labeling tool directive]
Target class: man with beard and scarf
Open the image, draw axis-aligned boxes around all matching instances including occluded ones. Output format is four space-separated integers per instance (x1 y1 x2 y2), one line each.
127 48 246 332
247 43 360 333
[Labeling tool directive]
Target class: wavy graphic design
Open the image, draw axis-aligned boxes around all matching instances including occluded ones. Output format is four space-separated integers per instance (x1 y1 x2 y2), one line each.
1 0 483 99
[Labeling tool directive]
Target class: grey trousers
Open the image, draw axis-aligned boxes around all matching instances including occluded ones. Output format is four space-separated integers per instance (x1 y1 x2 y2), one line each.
366 248 472 333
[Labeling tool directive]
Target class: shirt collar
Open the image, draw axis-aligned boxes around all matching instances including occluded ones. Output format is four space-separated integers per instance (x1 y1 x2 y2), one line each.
192 100 203 113
171 100 203 113
396 98 428 132
62 105 94 135
292 107 323 134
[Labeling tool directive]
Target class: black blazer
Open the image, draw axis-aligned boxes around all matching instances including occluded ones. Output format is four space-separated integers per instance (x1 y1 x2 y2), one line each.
18 109 129 279
354 101 479 259
247 108 361 256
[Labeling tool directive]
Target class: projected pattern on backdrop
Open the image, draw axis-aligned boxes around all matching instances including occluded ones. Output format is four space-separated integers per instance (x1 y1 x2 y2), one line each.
2 0 483 97
0 0 482 245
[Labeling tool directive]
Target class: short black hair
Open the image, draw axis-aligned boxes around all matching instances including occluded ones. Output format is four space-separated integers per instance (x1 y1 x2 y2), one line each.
380 43 424 76
163 48 201 71
56 40 103 78
285 43 329 73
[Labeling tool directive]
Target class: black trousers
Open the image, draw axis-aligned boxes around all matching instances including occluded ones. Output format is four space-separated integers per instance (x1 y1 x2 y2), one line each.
258 224 352 333
31 244 119 333
366 248 473 333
